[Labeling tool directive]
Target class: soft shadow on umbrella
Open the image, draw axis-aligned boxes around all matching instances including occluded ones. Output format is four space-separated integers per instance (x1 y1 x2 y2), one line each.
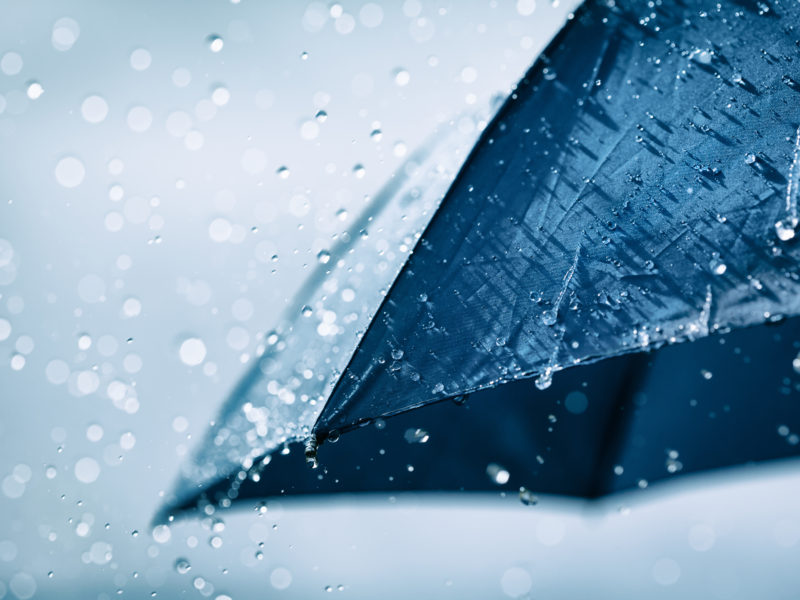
160 0 800 520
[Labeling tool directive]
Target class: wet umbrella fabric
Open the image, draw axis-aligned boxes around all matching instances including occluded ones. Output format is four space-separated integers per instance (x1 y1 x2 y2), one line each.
189 317 800 505
167 0 800 514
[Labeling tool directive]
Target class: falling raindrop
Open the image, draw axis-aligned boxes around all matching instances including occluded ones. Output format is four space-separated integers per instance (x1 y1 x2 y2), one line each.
486 463 510 485
207 35 224 52
26 81 44 100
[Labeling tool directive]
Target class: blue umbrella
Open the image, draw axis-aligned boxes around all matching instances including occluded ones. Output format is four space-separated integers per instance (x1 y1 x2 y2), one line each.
163 0 800 517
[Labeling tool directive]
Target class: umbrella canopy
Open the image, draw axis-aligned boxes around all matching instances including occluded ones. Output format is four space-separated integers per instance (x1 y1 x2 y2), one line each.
165 0 800 516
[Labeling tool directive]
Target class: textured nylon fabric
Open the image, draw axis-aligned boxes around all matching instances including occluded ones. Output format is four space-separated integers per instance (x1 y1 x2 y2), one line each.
317 0 800 436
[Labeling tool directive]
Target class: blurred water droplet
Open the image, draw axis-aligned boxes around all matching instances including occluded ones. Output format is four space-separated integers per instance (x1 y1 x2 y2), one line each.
52 18 80 51
393 68 410 87
352 164 366 178
276 165 290 179
152 524 171 544
130 48 151 71
403 428 429 444
519 487 538 506
486 463 510 485
81 95 108 123
54 156 85 188
211 86 230 106
179 337 206 366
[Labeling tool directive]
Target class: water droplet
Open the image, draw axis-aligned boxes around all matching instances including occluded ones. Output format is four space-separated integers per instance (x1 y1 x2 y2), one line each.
403 428 429 444
370 128 382 141
775 217 798 242
534 370 553 390
74 457 100 483
130 48 152 71
179 337 206 366
516 0 537 16
127 105 153 133
393 68 410 87
152 524 171 544
317 249 331 264
276 165 290 179
52 18 80 52
691 48 713 65
709 257 726 275
207 35 224 52
352 164 366 178
519 487 538 506
81 95 108 123
26 81 44 100
304 436 319 469
211 86 230 106
55 156 85 188
174 558 191 574
314 109 327 122
486 463 510 485
540 310 557 326
0 52 23 76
